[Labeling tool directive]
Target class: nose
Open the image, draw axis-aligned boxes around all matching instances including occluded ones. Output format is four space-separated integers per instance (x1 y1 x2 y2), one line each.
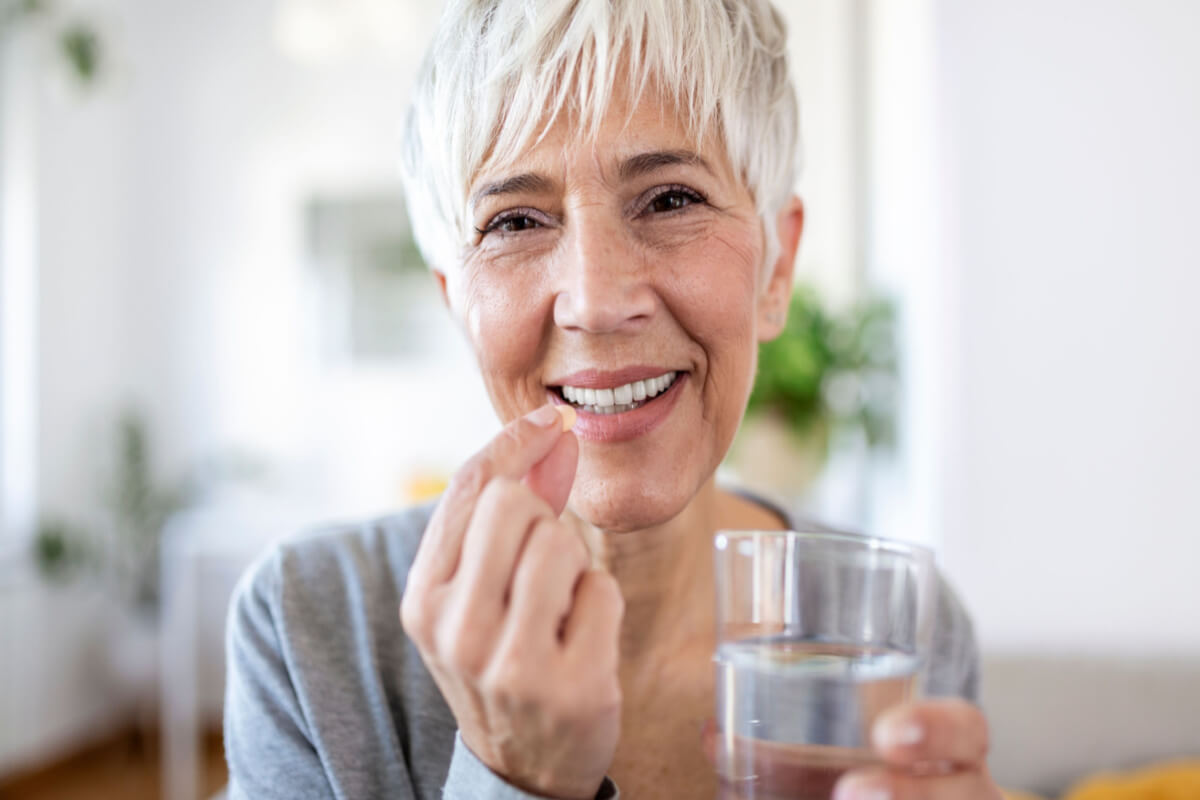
552 213 657 333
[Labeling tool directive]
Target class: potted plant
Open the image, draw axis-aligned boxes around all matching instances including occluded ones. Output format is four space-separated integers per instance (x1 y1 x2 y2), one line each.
728 285 898 504
33 409 263 740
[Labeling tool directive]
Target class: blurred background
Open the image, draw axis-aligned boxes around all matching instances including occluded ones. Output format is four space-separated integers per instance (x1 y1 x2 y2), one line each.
1 0 1197 798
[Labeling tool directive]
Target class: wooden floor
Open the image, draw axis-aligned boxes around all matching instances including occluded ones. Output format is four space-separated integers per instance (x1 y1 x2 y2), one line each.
0 729 228 800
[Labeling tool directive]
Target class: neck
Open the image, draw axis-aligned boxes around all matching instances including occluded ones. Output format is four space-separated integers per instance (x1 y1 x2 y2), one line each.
565 481 787 668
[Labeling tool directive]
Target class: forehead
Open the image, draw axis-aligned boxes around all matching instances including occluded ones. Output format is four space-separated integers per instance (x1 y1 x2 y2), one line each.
469 84 733 193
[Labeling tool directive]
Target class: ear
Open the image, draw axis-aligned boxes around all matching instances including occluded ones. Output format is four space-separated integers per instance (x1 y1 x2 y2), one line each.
756 195 805 342
432 269 452 310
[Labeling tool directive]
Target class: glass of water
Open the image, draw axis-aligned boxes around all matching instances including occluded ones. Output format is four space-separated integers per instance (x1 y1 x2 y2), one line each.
713 530 937 800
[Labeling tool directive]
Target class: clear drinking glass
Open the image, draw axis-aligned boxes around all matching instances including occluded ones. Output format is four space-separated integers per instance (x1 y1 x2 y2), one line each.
713 530 937 800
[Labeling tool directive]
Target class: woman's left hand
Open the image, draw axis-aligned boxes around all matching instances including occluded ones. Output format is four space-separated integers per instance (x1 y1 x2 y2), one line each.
833 698 1004 800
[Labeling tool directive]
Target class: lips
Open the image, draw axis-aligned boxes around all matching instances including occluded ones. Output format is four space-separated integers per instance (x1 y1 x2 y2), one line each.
558 371 679 414
547 368 689 443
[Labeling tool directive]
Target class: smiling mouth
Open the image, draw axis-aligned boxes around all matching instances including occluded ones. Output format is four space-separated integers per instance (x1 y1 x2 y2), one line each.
554 371 681 415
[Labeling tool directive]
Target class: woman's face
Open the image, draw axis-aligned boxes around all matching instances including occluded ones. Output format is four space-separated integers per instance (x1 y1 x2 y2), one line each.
442 91 798 531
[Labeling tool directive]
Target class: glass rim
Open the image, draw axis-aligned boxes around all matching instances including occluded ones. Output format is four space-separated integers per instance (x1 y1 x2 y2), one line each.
713 528 935 561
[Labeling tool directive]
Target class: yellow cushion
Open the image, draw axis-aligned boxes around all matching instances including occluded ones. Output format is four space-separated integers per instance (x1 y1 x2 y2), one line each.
1063 761 1200 800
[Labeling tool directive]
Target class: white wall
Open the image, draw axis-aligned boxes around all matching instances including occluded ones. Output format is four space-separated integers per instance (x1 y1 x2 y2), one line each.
782 0 863 307
114 0 502 508
0 13 133 775
863 0 949 550
0 34 39 559
0 574 118 776
912 0 1200 655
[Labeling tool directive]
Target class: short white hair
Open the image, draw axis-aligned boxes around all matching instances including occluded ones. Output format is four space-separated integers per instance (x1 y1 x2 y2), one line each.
399 0 800 279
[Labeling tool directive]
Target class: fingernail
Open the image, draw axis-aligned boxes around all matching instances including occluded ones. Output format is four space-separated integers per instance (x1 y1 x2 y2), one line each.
528 404 575 431
528 405 562 428
833 775 891 800
874 715 923 749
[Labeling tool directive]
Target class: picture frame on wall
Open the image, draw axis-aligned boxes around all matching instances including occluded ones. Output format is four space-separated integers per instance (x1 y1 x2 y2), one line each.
306 189 455 365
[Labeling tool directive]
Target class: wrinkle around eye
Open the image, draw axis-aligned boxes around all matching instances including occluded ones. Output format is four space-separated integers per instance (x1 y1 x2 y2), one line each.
476 206 556 236
633 213 718 251
471 225 560 265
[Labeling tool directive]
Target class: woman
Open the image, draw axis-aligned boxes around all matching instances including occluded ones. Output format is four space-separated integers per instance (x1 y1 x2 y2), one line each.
225 1 1001 798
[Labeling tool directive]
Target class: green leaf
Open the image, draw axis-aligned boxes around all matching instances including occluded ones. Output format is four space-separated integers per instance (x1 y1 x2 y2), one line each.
59 23 100 83
747 285 898 449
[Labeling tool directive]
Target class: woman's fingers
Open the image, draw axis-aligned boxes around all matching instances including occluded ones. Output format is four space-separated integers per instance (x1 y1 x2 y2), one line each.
700 700 999 800
835 765 1004 800
397 401 614 800
698 700 990 770
871 699 990 768
699 718 719 766
453 478 553 617
410 404 574 587
523 424 578 516
563 568 625 668
504 518 590 650
832 699 1002 800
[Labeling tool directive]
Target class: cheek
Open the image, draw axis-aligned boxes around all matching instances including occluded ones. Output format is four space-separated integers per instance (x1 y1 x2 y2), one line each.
667 227 763 455
455 267 552 415
669 227 762 368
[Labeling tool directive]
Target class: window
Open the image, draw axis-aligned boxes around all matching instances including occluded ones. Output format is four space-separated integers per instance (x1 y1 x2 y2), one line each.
0 33 39 553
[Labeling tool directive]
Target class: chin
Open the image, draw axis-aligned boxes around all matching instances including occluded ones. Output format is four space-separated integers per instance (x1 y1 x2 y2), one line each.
567 465 697 533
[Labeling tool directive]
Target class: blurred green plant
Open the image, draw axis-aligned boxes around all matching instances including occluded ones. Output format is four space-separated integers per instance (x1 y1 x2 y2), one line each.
106 411 191 613
1 0 103 85
58 21 100 82
32 410 266 616
33 517 91 581
746 286 898 451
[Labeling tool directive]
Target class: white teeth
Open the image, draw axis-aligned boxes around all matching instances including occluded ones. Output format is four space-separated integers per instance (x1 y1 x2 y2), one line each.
560 371 677 412
584 403 638 415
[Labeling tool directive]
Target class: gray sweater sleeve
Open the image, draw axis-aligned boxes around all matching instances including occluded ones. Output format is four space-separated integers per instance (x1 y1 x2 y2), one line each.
224 552 340 800
925 573 982 703
444 733 620 799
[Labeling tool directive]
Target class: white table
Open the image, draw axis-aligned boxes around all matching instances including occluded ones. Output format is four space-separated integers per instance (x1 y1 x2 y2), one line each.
159 497 321 800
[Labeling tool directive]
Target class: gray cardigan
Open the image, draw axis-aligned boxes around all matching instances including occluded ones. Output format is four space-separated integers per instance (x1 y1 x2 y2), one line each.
223 500 979 800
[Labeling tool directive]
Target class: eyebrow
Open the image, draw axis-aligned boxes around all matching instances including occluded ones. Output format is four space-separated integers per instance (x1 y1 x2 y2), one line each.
470 173 556 208
469 149 714 208
618 149 714 181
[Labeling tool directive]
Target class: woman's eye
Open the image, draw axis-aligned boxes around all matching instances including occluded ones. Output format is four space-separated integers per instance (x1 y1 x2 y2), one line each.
476 209 546 238
492 215 540 233
644 186 705 215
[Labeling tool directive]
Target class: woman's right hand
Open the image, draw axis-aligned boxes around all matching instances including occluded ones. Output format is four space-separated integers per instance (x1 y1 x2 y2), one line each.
400 404 625 800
